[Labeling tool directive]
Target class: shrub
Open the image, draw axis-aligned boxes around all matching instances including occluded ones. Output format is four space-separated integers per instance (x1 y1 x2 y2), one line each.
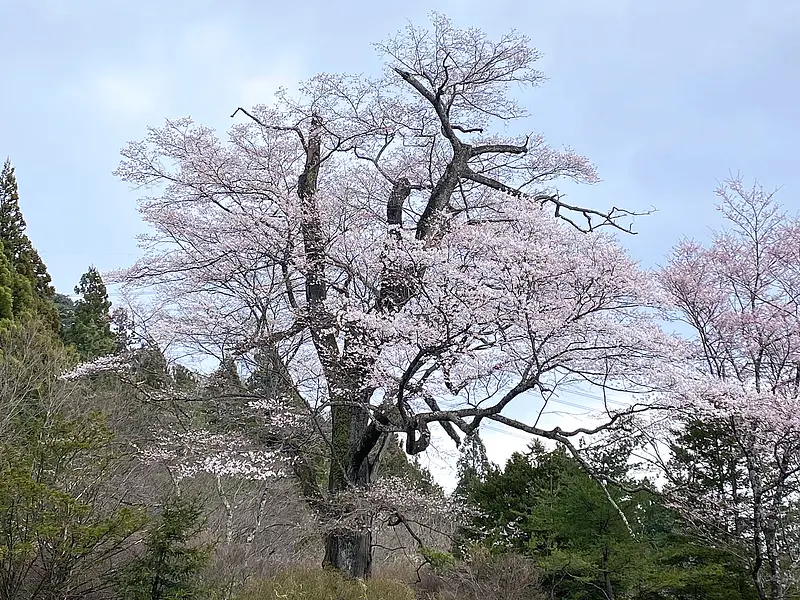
416 548 545 600
0 419 145 600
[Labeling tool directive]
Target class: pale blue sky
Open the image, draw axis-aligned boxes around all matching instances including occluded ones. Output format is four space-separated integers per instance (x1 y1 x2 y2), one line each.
2 0 798 293
2 0 798 472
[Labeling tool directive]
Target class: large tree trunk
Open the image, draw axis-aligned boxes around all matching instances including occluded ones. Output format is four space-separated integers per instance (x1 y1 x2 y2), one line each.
322 394 375 579
323 527 372 579
294 113 379 579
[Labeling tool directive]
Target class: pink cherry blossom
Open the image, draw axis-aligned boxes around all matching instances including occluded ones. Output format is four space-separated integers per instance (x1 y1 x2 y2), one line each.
110 14 673 578
659 176 800 599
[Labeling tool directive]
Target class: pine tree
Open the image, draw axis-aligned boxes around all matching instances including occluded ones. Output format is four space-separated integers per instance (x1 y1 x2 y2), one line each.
0 243 16 323
462 444 757 600
62 267 116 360
114 496 210 600
451 431 492 559
53 293 76 332
0 160 27 264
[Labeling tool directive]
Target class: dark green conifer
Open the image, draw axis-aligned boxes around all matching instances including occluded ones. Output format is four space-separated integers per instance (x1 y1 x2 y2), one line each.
0 159 54 298
453 431 491 500
62 267 116 359
0 159 60 330
0 239 36 325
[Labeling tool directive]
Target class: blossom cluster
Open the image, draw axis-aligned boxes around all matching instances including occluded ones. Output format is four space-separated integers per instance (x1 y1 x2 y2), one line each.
135 428 287 482
246 396 309 435
60 354 127 380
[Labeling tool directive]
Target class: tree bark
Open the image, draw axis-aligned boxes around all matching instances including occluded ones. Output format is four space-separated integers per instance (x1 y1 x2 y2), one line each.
322 391 374 578
746 455 768 600
293 114 380 579
323 524 372 578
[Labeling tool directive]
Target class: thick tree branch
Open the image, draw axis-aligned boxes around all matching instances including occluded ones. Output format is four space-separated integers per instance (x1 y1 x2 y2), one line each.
296 115 339 373
416 147 470 240
471 136 529 156
231 106 307 151
451 124 484 134
465 168 647 234
392 67 460 147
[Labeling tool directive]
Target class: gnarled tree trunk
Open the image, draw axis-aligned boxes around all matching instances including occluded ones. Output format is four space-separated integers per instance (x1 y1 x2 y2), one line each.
322 394 374 578
323 530 372 578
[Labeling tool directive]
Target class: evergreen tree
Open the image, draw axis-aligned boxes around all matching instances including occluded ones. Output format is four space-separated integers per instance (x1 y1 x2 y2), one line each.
0 240 37 325
0 319 147 598
667 419 761 596
53 292 76 331
115 496 210 600
62 266 116 360
463 444 757 600
0 159 53 298
453 431 491 500
0 159 59 331
0 160 27 264
377 435 439 492
0 247 15 323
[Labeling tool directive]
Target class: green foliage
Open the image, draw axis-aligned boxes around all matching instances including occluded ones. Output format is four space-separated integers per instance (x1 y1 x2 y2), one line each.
0 239 36 326
0 318 75 426
668 420 749 539
0 415 146 599
0 159 61 330
665 420 760 599
378 436 440 494
109 308 197 391
0 242 15 323
419 546 456 572
0 159 55 300
453 431 491 500
62 266 116 359
0 319 146 598
0 160 26 250
116 495 211 600
33 294 61 332
463 443 757 600
54 291 76 331
235 568 415 600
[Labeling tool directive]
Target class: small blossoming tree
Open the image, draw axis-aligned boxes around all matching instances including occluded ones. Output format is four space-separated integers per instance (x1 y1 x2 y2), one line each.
659 177 800 600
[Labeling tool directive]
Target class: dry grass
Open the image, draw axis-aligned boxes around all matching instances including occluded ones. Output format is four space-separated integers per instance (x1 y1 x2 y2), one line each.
234 568 415 600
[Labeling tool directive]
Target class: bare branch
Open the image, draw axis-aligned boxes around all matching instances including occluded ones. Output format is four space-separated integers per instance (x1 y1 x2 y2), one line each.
231 106 308 151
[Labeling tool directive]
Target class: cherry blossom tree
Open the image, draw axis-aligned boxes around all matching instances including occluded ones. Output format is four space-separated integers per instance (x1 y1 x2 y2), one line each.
659 177 800 600
113 14 671 578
